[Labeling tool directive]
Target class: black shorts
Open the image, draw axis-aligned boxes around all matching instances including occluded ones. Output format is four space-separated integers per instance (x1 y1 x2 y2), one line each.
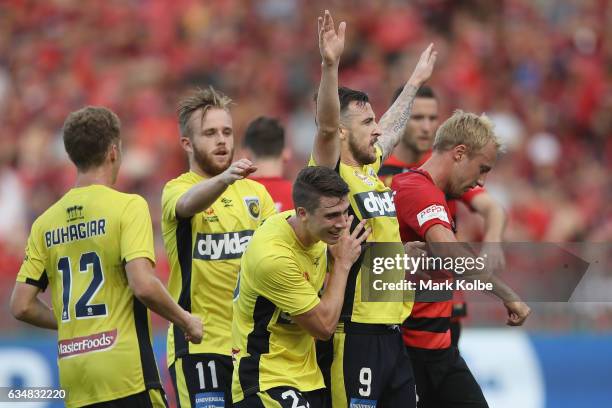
84 388 168 408
234 387 326 408
169 353 233 408
319 323 416 408
407 346 488 408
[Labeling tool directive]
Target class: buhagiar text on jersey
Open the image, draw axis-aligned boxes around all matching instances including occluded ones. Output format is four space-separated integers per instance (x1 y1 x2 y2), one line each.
45 218 106 249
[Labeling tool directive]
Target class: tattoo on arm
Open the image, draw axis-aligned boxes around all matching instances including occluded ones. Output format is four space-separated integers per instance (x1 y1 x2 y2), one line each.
378 84 418 159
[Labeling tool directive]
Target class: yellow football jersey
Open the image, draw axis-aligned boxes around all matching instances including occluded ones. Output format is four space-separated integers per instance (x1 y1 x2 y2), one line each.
310 146 414 324
16 185 162 408
162 171 276 364
232 212 327 403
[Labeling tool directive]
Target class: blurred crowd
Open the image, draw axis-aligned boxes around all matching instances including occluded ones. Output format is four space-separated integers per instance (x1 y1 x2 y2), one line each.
1 0 611 328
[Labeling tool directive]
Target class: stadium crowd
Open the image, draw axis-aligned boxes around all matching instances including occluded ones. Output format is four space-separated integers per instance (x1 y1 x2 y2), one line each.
1 0 611 330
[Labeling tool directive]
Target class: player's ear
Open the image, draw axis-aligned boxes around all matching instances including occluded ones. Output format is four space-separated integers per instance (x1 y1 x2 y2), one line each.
338 125 348 141
296 206 308 219
108 142 120 163
180 136 193 154
453 144 467 161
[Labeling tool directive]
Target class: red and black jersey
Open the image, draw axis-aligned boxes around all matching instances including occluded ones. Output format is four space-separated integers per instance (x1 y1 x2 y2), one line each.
383 152 485 323
392 168 456 350
250 176 293 212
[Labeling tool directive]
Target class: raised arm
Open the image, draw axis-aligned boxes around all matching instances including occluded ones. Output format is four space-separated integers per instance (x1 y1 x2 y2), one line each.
313 10 346 168
378 44 437 161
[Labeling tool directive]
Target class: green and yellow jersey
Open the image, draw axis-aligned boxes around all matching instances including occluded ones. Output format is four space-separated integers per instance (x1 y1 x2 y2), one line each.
162 171 276 364
310 146 413 325
16 185 162 408
231 212 327 403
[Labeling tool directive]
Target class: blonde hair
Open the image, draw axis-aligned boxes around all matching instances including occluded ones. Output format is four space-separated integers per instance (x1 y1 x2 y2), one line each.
433 110 501 155
177 86 233 138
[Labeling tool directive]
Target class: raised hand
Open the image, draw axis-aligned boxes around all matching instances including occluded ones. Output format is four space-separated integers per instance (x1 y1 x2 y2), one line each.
408 43 438 86
219 158 257 186
318 9 346 66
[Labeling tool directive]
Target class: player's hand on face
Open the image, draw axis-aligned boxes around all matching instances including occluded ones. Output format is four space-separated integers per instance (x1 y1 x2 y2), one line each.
220 159 257 186
504 301 531 327
408 43 437 86
183 313 203 344
329 216 370 269
318 9 346 66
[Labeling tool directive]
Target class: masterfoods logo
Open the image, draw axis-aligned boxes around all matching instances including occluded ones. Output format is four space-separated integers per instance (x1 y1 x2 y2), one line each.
354 190 396 218
193 230 254 261
58 329 117 359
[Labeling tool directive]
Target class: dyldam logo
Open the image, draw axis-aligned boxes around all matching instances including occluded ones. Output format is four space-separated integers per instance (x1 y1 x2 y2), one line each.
58 329 117 358
354 191 397 218
193 230 254 260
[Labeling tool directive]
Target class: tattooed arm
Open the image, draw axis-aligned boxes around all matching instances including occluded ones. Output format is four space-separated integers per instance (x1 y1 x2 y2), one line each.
378 44 437 161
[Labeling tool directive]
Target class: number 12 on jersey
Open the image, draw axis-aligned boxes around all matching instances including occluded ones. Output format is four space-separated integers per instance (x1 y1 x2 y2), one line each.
58 252 107 322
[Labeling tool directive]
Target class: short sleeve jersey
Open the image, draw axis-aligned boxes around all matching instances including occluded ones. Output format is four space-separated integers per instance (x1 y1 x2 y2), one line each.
16 185 160 408
162 171 276 364
392 169 454 242
231 212 327 402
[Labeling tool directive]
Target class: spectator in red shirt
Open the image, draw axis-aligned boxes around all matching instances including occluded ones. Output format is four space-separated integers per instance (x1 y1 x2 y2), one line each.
392 110 530 408
242 116 293 212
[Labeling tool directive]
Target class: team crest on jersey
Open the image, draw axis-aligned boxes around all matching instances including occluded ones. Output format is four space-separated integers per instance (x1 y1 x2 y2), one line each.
66 205 84 222
354 170 375 187
243 197 260 219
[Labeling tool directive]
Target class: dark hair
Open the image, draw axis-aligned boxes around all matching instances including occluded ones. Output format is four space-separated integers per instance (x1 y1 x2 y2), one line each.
177 86 232 139
312 86 370 115
293 166 349 213
338 86 370 113
63 106 121 171
243 116 285 158
390 85 436 105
